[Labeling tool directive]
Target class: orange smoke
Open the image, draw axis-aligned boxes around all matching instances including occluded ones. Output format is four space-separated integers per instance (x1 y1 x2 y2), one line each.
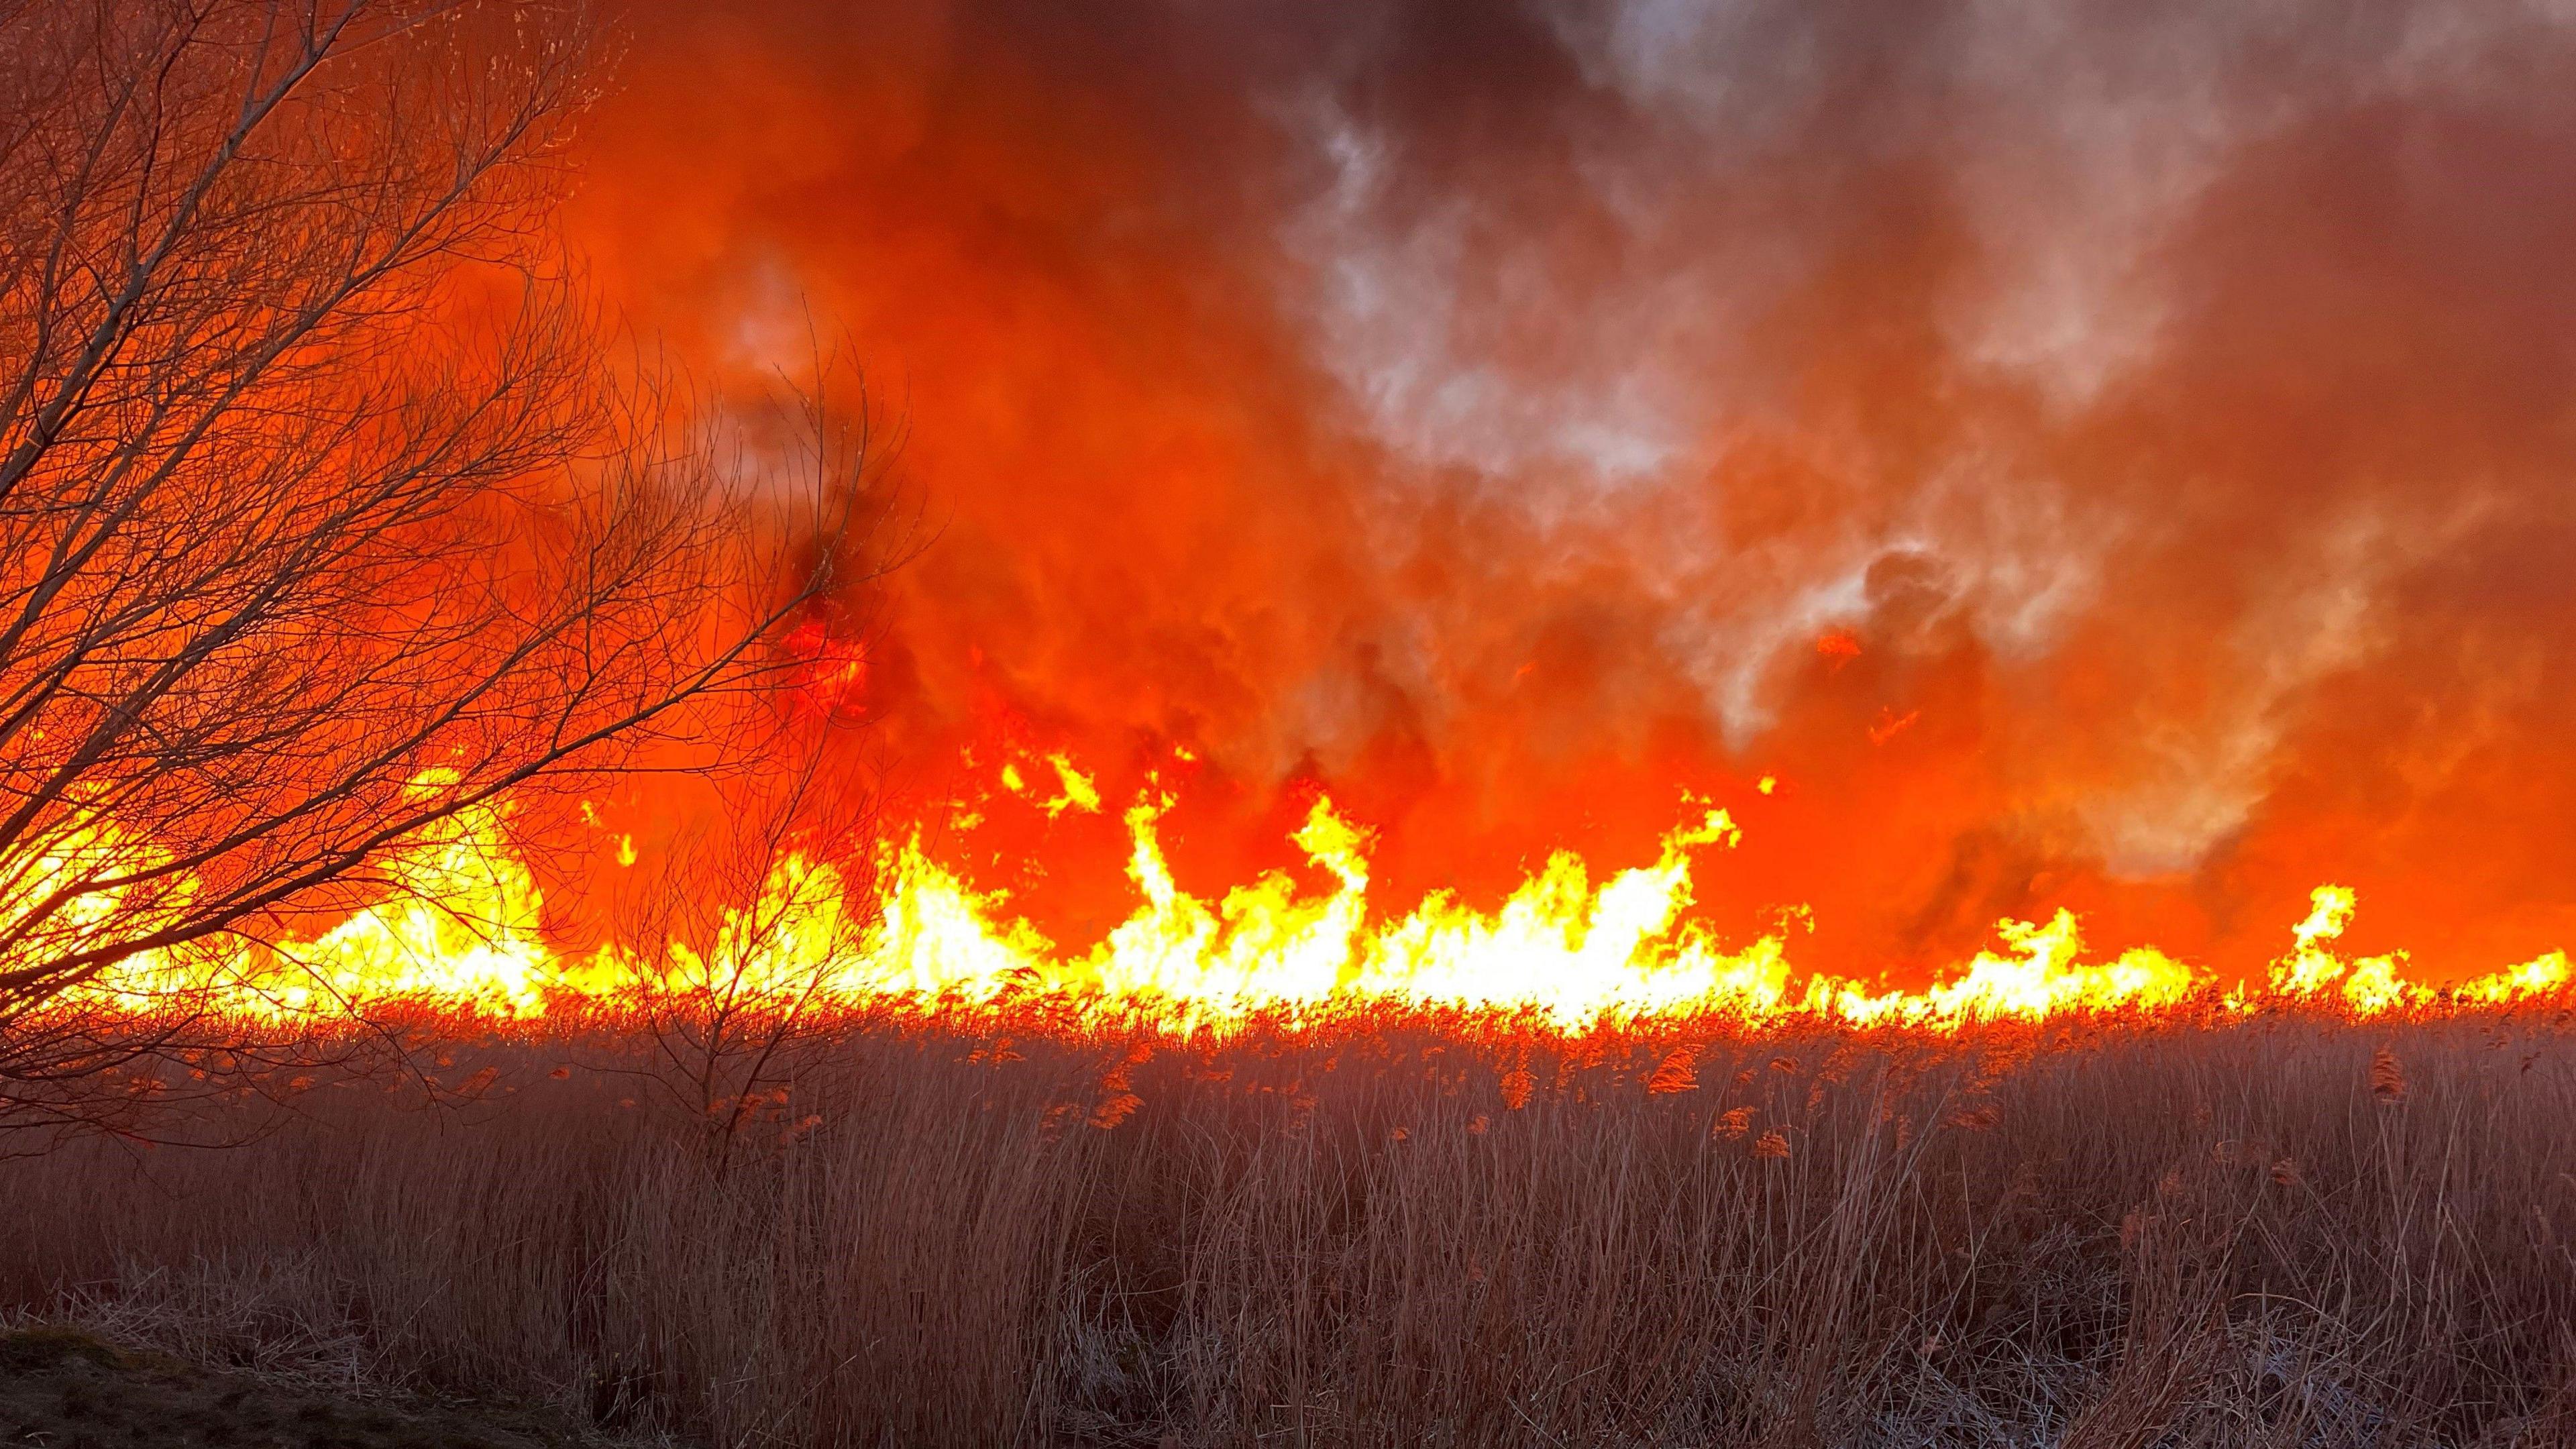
556 1 2576 988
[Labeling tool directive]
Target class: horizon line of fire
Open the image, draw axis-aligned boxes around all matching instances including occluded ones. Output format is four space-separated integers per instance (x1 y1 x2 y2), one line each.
72 755 2576 1031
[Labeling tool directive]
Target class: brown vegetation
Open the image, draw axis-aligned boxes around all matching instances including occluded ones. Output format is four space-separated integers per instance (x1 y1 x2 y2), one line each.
0 1324 619 1448
4 1007 2571 1447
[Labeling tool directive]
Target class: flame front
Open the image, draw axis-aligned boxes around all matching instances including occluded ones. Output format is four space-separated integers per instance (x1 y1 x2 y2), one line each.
877 794 1797 1024
70 755 2574 1033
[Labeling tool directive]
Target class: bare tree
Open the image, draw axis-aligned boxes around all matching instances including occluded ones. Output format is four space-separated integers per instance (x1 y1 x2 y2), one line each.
602 731 888 1179
0 0 866 1138
582 362 912 1179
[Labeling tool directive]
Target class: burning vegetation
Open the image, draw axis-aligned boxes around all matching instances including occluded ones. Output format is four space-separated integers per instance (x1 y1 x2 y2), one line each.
52 747 2576 1033
6 1 2576 1446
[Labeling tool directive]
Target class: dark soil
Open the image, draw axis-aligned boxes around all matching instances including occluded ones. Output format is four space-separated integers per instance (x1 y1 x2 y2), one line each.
0 1328 610 1449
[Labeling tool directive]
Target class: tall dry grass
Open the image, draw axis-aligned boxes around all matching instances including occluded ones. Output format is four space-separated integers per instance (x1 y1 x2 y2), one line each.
3 1007 2572 1447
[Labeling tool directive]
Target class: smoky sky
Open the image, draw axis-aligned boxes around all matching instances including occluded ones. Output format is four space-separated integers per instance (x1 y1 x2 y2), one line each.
568 0 2576 981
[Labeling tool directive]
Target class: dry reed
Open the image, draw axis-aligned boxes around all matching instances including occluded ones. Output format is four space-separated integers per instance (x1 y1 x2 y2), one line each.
3 1007 2572 1448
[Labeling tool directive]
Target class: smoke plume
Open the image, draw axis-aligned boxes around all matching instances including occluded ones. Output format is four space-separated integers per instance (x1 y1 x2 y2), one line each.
567 0 2576 980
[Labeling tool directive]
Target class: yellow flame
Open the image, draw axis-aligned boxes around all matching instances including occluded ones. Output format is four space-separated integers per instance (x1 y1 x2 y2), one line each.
78 792 573 1016
2261 883 2428 1016
2459 950 2571 1004
1044 754 1103 816
998 752 1102 817
52 766 2576 1032
1823 913 2196 1026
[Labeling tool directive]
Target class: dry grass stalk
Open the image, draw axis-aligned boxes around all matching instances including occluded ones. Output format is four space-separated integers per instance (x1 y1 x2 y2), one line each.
0 1008 2570 1447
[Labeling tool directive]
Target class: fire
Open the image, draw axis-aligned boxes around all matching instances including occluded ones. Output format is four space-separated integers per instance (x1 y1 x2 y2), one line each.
998 751 1104 818
885 794 1796 1024
61 753 2576 1035
85 790 598 1018
526 0 2576 1057
854 765 2570 1028
782 616 870 720
1824 912 2194 1026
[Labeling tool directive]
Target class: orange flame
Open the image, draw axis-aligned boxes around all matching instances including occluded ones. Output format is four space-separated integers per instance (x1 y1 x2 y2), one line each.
66 757 2576 1033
